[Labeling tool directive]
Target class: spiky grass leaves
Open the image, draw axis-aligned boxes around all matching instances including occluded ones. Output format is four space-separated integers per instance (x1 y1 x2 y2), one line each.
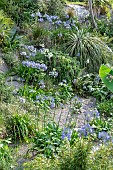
66 29 113 72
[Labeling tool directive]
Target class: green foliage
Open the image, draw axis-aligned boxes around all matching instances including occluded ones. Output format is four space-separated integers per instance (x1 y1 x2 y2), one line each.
90 117 112 134
0 73 13 103
97 18 113 38
5 113 34 142
17 48 79 87
27 24 50 46
59 139 90 170
35 49 79 83
23 141 113 170
75 73 111 101
25 139 91 170
66 29 113 72
46 0 66 17
0 139 12 170
0 10 14 47
2 51 19 69
18 63 46 85
88 143 113 170
30 122 62 158
97 99 113 117
23 156 57 170
99 64 113 93
0 0 45 26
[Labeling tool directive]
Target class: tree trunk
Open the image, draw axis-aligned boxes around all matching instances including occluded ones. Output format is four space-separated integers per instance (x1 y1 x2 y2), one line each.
88 0 97 29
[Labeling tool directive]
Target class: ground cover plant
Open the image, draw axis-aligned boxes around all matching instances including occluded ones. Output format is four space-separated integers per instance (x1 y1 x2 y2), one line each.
0 0 113 169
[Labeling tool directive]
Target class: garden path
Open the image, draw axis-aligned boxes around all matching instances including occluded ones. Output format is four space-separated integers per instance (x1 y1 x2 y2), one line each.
16 96 97 170
51 96 97 129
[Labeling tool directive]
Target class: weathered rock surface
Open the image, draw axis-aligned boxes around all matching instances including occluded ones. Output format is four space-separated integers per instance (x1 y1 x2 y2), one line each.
0 57 9 73
6 76 24 89
66 4 89 20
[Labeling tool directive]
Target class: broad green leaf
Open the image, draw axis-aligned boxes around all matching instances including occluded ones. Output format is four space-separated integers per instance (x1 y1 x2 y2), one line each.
99 65 113 93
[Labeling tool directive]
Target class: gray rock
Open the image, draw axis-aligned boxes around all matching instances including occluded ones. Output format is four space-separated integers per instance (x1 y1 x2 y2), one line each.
0 57 9 73
66 4 89 20
6 76 24 89
5 80 24 89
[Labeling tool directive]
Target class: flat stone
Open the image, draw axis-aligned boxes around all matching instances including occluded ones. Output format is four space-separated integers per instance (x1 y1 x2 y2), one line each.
5 80 24 89
0 57 9 73
6 76 25 82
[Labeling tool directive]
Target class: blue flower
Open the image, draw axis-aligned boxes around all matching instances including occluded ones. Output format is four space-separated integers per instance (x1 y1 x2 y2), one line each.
62 128 72 141
40 63 47 71
38 80 45 89
84 109 100 122
76 53 80 57
22 61 47 71
50 102 55 109
78 124 93 137
36 12 42 17
65 14 69 19
58 33 62 37
38 18 44 22
94 110 100 118
98 131 111 142
51 15 59 20
31 13 35 17
55 20 62 25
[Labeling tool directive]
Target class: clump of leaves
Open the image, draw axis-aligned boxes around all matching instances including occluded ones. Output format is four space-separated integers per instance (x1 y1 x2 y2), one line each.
23 140 113 170
5 113 34 142
97 99 113 117
75 73 111 101
34 49 80 83
29 122 62 158
66 29 113 72
0 10 14 47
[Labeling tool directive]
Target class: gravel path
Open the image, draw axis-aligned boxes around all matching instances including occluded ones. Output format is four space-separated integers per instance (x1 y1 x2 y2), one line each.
51 96 97 129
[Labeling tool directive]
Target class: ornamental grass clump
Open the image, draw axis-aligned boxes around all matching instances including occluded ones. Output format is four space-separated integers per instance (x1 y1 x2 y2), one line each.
66 29 113 72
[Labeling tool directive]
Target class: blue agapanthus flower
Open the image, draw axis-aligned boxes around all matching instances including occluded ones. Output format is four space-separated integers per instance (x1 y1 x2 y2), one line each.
98 131 111 142
22 61 47 71
62 128 72 141
78 124 93 137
